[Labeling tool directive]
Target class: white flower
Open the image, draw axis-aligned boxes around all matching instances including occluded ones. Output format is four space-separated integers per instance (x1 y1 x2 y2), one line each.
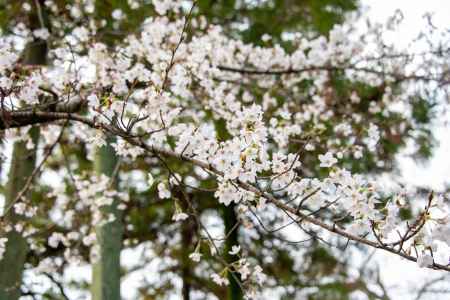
417 253 434 268
347 219 369 236
22 2 31 11
189 252 202 262
85 2 95 13
368 123 380 139
111 140 144 159
70 6 82 18
128 0 140 9
261 34 271 42
318 152 338 168
14 203 26 215
15 224 23 233
366 123 380 151
73 27 90 42
229 245 241 255
305 143 315 151
67 232 80 240
354 148 363 159
87 132 106 148
82 233 96 246
157 182 171 199
33 28 50 40
153 0 176 15
253 265 266 285
350 91 360 103
87 94 98 107
245 288 258 300
237 259 251 280
172 200 188 222
0 77 12 90
111 9 124 20
48 232 64 248
0 45 18 73
172 212 189 222
215 181 240 206
211 273 229 286
0 237 8 260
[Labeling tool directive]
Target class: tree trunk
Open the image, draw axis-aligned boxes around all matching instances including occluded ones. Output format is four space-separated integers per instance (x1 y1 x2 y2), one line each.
181 206 195 300
223 203 243 300
0 128 39 299
91 135 123 300
0 1 47 297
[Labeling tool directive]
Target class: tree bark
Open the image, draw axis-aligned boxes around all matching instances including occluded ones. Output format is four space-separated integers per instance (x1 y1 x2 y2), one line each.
0 128 39 299
0 1 47 297
181 219 193 300
223 203 243 300
91 135 123 300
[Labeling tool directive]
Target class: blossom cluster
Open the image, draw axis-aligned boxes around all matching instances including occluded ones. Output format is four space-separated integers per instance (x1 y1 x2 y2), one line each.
0 0 449 298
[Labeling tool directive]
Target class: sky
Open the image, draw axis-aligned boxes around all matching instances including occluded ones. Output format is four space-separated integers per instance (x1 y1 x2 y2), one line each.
362 1 450 299
353 0 450 190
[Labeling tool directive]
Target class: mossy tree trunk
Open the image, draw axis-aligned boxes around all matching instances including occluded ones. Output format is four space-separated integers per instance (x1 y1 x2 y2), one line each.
223 203 243 300
0 128 39 299
91 135 123 300
181 216 195 300
0 1 47 298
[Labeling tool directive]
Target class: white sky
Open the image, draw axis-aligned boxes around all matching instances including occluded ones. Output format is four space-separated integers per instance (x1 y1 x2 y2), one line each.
362 1 450 299
357 0 450 192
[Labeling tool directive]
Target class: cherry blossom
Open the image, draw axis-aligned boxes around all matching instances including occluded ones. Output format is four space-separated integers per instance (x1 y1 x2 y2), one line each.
211 273 229 286
0 1 449 298
318 152 338 168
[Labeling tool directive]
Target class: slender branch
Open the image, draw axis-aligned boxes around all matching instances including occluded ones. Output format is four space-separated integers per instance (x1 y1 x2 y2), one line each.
43 272 70 300
1 111 449 272
217 65 450 85
2 123 66 216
